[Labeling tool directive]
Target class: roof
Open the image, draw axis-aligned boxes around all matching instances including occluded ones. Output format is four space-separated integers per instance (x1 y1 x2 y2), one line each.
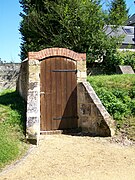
126 14 135 26
105 25 135 45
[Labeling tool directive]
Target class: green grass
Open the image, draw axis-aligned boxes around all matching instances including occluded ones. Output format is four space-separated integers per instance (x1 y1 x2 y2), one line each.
87 74 135 140
0 90 28 170
87 74 135 90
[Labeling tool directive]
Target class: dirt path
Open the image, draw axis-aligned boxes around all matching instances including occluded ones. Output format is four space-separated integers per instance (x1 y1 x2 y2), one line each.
0 134 135 180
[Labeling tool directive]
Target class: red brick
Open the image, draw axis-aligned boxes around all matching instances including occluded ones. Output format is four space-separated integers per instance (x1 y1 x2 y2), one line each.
28 48 86 61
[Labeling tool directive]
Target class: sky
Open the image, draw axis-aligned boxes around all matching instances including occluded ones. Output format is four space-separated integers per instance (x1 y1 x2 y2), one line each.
0 0 135 63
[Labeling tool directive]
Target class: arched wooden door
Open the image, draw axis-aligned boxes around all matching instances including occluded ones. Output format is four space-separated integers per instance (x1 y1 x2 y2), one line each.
40 57 77 131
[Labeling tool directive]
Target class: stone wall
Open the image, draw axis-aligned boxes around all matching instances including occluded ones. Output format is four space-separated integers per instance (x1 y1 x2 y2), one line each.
0 63 20 91
77 82 115 136
17 48 115 144
26 60 40 142
77 60 87 82
17 60 28 101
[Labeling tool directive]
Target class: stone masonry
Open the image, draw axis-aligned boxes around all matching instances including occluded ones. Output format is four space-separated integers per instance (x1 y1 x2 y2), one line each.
0 63 20 91
78 82 115 136
18 48 115 143
25 48 86 142
26 60 40 142
17 58 40 142
17 60 28 100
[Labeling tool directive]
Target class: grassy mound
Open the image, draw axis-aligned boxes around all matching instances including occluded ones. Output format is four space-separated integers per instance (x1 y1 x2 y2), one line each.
87 74 135 140
0 90 28 170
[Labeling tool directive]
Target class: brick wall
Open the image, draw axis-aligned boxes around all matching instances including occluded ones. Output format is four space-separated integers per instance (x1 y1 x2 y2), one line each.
28 48 86 61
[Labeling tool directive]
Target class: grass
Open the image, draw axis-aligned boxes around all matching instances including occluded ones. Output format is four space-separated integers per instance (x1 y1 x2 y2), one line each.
87 74 135 140
87 74 135 90
0 90 28 170
121 117 135 141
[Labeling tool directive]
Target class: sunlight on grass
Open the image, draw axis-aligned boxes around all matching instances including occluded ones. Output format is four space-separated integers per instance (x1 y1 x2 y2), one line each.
87 74 135 90
0 90 28 170
87 74 135 140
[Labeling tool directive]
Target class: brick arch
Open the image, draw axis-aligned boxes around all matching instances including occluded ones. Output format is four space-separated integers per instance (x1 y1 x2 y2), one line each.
28 48 86 61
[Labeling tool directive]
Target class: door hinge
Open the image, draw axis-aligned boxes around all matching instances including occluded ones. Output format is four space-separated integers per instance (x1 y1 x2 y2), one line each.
52 69 77 73
53 116 78 120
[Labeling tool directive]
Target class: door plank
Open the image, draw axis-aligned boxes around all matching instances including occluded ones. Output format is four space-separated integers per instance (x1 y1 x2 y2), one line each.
40 60 46 130
51 57 57 130
55 57 62 129
45 59 52 130
59 57 67 129
71 60 77 128
40 56 77 131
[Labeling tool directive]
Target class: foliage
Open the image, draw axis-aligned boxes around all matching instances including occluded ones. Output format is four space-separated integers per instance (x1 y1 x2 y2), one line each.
102 50 135 74
108 0 129 25
0 90 28 170
87 75 135 130
116 50 135 70
19 0 121 61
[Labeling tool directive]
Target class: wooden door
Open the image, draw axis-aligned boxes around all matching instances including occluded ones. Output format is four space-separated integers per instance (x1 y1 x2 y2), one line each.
40 57 77 131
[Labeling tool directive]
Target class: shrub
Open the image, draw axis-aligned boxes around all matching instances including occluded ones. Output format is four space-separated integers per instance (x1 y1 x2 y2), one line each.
93 50 135 74
95 88 131 120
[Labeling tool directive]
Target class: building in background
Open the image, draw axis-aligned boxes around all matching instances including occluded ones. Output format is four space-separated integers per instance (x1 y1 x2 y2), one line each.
126 14 135 26
105 25 135 51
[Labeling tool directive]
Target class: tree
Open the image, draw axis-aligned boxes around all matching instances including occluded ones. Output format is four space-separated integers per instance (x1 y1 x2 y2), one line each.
108 0 128 25
19 0 121 61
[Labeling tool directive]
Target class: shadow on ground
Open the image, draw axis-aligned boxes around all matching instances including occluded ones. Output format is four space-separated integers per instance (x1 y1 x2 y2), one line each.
62 128 102 137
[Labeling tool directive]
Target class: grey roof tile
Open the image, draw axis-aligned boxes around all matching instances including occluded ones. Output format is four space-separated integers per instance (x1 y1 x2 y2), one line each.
105 25 135 45
126 14 135 25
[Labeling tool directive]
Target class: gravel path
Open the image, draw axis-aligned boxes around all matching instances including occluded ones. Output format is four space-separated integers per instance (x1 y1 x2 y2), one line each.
0 134 135 180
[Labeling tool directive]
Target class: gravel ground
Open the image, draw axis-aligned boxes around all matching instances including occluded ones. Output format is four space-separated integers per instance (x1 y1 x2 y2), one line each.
0 134 135 180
